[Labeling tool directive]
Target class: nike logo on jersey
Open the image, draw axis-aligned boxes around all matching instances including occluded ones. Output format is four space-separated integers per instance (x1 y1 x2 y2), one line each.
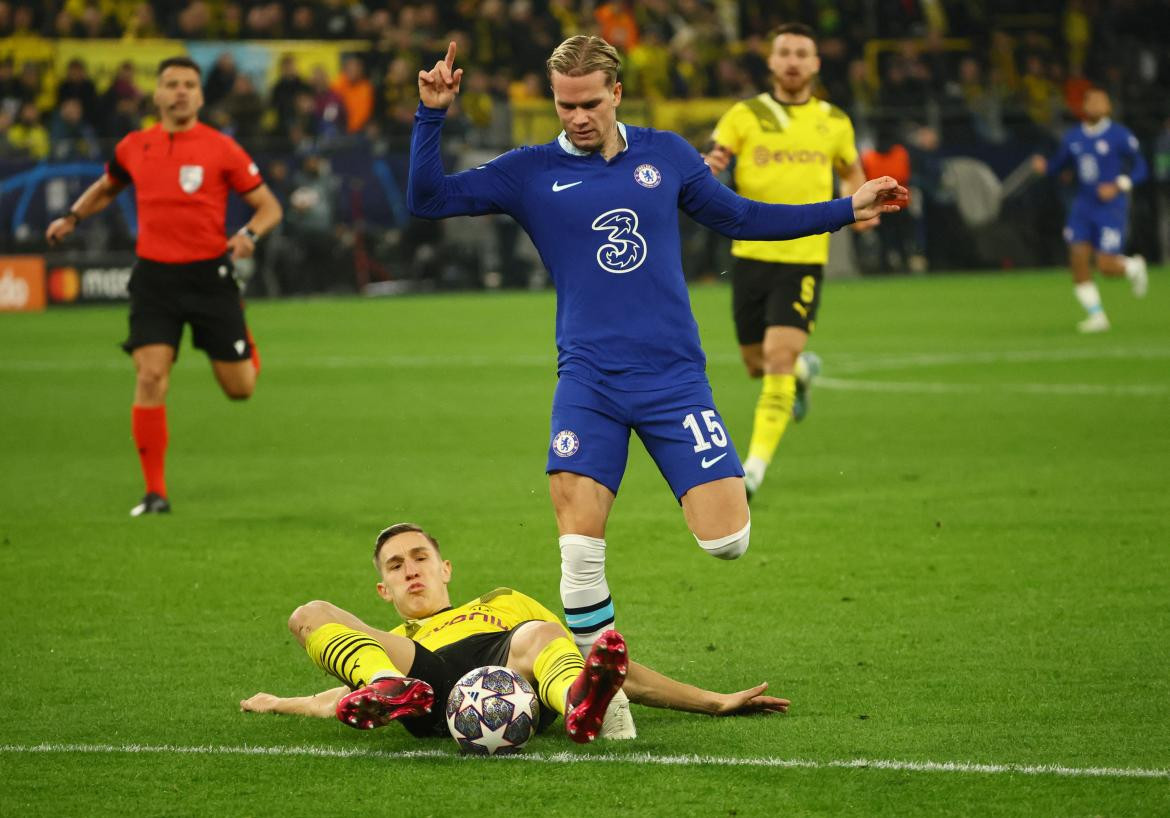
700 453 728 469
552 180 583 192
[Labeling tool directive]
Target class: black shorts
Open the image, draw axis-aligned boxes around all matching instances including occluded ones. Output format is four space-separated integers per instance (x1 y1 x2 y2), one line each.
397 622 560 739
731 258 824 344
121 255 252 362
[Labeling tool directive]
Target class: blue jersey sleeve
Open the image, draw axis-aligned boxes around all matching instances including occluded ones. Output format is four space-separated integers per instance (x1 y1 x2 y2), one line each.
407 103 526 219
660 131 855 240
1119 127 1149 185
1047 131 1075 175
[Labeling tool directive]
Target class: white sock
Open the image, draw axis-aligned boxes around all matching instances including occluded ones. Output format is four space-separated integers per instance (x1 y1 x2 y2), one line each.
559 534 613 653
743 455 767 486
1122 256 1142 278
1073 281 1104 316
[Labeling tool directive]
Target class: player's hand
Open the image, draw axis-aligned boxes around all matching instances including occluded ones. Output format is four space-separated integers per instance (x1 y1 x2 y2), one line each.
1097 181 1120 202
851 176 908 222
45 216 77 246
850 215 881 233
240 692 282 713
1030 154 1048 175
227 232 255 260
418 41 463 110
712 682 790 716
703 144 733 175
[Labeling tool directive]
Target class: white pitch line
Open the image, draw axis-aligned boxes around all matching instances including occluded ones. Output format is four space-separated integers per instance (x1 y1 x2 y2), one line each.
1 743 1167 780
815 376 1170 397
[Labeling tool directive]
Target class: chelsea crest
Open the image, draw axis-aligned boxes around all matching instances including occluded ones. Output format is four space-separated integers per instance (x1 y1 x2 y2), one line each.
634 164 661 189
552 429 580 457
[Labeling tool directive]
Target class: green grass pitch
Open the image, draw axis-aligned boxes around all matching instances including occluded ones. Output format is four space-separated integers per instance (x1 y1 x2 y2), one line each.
1 268 1168 816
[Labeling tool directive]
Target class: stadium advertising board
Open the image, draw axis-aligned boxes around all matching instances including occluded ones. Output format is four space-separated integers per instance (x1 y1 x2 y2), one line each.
43 256 134 305
0 256 46 312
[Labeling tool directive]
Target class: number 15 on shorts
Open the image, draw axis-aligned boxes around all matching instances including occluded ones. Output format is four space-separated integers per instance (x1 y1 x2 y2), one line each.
683 410 728 453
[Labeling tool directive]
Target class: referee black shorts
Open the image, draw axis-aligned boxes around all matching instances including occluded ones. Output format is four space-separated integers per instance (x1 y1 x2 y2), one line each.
731 258 824 345
397 622 561 739
121 255 252 362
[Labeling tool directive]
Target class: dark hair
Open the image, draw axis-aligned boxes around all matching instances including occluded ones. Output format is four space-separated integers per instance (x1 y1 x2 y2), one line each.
373 523 441 566
770 22 817 44
157 56 202 77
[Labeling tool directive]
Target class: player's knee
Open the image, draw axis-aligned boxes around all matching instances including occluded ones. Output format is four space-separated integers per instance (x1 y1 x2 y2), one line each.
694 520 751 561
223 374 255 401
288 600 332 640
135 368 169 400
559 533 607 589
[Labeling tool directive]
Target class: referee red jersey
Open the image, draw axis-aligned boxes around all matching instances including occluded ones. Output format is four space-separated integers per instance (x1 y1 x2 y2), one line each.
107 123 263 264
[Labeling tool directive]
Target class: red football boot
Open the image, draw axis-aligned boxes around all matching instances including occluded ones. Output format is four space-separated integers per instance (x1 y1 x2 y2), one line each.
336 676 435 730
565 630 628 743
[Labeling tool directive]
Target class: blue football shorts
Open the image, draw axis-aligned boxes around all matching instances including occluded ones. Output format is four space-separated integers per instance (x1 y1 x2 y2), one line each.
545 375 744 501
1063 198 1128 255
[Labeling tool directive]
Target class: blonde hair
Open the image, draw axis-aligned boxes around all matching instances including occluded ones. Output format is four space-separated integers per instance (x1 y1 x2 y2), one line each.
546 35 621 87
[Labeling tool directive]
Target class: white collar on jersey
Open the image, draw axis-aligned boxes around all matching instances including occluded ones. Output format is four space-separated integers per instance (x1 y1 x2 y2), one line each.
557 121 629 156
1081 118 1112 137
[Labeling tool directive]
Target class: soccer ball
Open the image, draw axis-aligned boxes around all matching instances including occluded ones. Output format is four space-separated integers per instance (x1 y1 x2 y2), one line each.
445 665 540 755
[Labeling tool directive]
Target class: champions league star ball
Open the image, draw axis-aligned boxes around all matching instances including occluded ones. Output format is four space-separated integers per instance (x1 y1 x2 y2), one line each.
445 666 540 755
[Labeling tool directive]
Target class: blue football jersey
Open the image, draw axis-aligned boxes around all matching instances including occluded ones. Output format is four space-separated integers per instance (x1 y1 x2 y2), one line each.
409 104 855 390
1048 119 1148 207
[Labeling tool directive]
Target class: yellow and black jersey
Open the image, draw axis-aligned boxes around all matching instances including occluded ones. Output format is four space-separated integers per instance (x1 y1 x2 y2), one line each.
712 94 859 265
392 587 568 653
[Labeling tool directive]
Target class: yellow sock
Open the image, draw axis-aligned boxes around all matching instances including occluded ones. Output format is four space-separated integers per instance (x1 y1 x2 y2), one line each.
533 636 585 716
747 373 796 465
305 623 402 689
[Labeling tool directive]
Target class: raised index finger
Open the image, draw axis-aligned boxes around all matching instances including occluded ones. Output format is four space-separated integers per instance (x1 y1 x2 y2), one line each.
445 40 457 70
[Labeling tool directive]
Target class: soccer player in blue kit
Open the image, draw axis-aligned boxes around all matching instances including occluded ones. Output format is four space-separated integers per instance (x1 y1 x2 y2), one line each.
1031 87 1149 333
409 36 903 736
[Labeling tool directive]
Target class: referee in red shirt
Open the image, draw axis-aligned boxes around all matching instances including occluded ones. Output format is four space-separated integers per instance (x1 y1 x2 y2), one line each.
46 56 283 516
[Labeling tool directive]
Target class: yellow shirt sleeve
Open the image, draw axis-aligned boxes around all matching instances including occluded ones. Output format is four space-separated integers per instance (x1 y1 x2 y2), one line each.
711 103 747 154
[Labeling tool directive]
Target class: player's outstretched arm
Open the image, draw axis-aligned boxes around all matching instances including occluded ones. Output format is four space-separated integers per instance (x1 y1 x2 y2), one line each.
240 686 348 719
45 173 126 245
622 660 790 716
850 175 909 222
418 41 463 110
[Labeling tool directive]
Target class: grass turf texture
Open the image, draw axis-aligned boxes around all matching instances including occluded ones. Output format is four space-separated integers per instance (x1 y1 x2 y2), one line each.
1 269 1168 816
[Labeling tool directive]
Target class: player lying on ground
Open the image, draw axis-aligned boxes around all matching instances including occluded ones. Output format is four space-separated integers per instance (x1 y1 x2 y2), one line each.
241 523 789 743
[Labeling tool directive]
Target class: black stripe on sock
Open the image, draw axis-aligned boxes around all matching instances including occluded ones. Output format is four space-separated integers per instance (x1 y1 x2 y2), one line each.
568 619 614 635
563 596 613 616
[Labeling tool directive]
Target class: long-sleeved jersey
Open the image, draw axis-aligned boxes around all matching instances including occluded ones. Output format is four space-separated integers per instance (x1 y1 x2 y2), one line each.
408 104 855 391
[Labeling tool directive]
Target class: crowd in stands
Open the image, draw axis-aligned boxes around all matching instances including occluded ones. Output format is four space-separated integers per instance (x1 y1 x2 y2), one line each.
3 0 1170 282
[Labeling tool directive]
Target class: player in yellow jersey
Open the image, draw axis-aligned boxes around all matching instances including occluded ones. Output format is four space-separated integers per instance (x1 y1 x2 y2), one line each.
706 23 875 500
241 523 789 743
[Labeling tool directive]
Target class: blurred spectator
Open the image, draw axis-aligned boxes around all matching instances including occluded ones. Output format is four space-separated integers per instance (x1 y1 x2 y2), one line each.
627 30 673 99
175 0 212 38
8 100 50 160
332 54 373 133
56 58 100 130
1019 54 1061 134
320 0 356 39
220 2 243 38
49 97 100 159
17 62 43 107
271 54 310 133
289 4 317 39
100 61 142 137
221 73 265 147
0 57 20 118
376 56 421 143
861 122 913 272
0 108 16 157
123 2 161 39
243 2 285 38
310 66 347 140
204 52 238 110
595 1 639 50
283 154 344 291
